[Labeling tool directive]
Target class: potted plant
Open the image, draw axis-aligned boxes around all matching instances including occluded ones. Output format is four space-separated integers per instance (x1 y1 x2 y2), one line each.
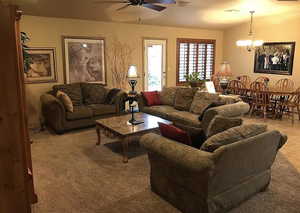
185 72 205 88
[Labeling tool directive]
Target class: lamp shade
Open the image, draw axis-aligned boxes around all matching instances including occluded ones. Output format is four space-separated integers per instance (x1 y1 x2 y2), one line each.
220 62 232 77
127 65 138 78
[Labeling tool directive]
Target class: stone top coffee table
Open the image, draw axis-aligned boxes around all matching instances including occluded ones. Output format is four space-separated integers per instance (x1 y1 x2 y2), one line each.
95 112 172 163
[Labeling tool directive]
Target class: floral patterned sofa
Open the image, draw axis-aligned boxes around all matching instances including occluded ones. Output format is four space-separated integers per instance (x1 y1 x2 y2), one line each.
137 87 250 146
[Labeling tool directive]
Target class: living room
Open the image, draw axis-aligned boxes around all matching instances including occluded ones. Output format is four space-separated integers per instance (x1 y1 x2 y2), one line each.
1 0 300 212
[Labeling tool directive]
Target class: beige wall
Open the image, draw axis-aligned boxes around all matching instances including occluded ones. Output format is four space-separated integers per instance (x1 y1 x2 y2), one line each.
21 15 223 129
224 15 300 85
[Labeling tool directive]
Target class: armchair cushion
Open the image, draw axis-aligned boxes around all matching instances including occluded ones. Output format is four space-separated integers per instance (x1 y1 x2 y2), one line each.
53 83 83 106
81 83 107 105
158 122 192 145
160 87 178 106
174 88 197 111
205 115 243 138
201 124 267 152
66 106 93 121
87 104 117 116
190 92 220 115
56 90 73 112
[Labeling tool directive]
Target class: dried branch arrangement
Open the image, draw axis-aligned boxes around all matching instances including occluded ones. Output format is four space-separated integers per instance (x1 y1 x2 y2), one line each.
107 38 135 90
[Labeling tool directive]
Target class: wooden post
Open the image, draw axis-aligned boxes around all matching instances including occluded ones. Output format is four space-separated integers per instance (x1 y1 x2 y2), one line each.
0 4 33 213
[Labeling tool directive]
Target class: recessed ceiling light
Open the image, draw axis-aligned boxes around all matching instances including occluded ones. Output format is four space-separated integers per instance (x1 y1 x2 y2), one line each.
224 9 240 13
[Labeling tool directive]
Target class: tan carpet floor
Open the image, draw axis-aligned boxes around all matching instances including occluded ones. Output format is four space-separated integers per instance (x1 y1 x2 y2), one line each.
31 117 300 213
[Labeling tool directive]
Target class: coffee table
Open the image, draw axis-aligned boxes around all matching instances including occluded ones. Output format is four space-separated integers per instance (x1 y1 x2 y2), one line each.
95 112 172 163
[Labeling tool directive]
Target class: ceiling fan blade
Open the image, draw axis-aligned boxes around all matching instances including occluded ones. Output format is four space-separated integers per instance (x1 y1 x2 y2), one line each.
94 0 128 4
116 4 131 11
145 0 176 4
142 3 166 11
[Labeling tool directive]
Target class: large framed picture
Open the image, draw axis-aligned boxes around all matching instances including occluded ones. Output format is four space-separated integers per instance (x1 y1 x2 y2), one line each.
254 42 296 75
62 36 106 84
24 47 57 84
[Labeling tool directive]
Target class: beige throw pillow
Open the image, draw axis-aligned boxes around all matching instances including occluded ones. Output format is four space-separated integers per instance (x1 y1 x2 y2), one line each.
174 88 198 111
201 124 267 152
56 90 74 113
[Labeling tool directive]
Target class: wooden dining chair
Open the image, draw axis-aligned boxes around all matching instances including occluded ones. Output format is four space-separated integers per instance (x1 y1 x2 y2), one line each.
276 87 300 124
274 78 294 92
237 75 251 88
249 81 272 120
228 80 245 95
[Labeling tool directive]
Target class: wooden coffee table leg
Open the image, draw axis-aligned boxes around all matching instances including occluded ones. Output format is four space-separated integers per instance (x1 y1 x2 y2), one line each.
96 126 101 145
122 137 129 163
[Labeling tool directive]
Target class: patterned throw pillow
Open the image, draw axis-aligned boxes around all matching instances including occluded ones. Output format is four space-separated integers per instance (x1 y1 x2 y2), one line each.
174 88 198 111
81 83 107 105
53 83 83 106
159 122 192 145
159 87 178 106
190 92 221 115
205 115 243 138
200 124 267 152
56 90 73 112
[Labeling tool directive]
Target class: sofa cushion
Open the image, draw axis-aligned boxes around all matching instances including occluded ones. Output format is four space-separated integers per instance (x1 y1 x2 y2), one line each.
142 91 161 106
174 88 197 111
190 92 221 115
158 122 192 145
142 105 178 120
87 104 117 116
66 106 93 121
201 124 267 152
53 83 83 106
56 90 73 113
160 87 178 106
168 111 202 128
81 83 107 105
205 115 243 138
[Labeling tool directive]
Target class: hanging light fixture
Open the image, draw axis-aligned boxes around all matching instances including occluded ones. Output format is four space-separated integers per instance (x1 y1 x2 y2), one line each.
236 11 264 52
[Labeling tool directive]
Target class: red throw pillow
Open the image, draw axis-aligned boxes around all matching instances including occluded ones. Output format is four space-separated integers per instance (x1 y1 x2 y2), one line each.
142 91 161 106
158 122 192 145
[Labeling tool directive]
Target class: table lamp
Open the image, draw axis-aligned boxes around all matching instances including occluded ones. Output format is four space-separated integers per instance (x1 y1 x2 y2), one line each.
216 62 232 95
126 65 143 125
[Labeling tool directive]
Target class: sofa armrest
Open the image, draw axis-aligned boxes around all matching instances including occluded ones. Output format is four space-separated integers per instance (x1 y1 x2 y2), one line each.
140 133 214 172
112 90 128 113
40 94 66 134
202 101 250 133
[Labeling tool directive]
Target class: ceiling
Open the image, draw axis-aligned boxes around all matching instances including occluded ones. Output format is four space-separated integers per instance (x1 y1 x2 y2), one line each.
3 0 300 29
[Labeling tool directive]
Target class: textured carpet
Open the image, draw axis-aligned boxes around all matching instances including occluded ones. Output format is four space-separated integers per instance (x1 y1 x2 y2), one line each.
31 128 300 213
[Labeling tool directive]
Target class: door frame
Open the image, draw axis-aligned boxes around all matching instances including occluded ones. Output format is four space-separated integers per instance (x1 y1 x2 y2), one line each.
142 37 168 91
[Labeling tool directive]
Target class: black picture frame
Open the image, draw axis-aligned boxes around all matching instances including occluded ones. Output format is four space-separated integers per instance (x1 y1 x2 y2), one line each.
254 42 296 75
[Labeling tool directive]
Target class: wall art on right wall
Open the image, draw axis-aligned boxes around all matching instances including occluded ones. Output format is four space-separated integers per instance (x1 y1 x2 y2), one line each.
254 42 296 75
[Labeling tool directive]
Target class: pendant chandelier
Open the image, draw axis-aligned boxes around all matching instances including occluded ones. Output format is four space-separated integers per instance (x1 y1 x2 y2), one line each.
236 11 263 52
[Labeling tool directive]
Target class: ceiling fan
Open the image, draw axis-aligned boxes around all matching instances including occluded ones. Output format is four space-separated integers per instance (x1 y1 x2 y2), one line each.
94 0 176 12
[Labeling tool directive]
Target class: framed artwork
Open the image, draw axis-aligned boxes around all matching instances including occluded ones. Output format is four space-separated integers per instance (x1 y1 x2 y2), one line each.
62 36 106 84
24 47 57 83
254 42 296 75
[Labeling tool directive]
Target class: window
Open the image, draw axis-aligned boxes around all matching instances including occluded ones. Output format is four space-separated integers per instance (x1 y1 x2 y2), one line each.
176 38 216 85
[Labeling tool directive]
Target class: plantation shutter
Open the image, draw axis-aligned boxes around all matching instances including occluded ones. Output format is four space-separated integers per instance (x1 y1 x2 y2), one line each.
177 39 216 85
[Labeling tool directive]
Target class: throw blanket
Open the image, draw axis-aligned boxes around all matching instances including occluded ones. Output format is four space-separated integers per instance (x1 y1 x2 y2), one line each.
105 88 121 104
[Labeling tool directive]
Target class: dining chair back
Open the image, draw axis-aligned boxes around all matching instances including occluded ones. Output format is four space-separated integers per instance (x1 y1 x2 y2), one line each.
237 75 251 88
228 80 246 95
274 78 294 92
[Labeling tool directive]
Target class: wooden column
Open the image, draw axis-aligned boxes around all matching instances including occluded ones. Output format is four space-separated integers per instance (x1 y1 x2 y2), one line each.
0 4 35 213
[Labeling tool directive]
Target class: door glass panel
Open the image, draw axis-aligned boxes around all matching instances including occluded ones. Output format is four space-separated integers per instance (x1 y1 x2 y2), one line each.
147 44 163 91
